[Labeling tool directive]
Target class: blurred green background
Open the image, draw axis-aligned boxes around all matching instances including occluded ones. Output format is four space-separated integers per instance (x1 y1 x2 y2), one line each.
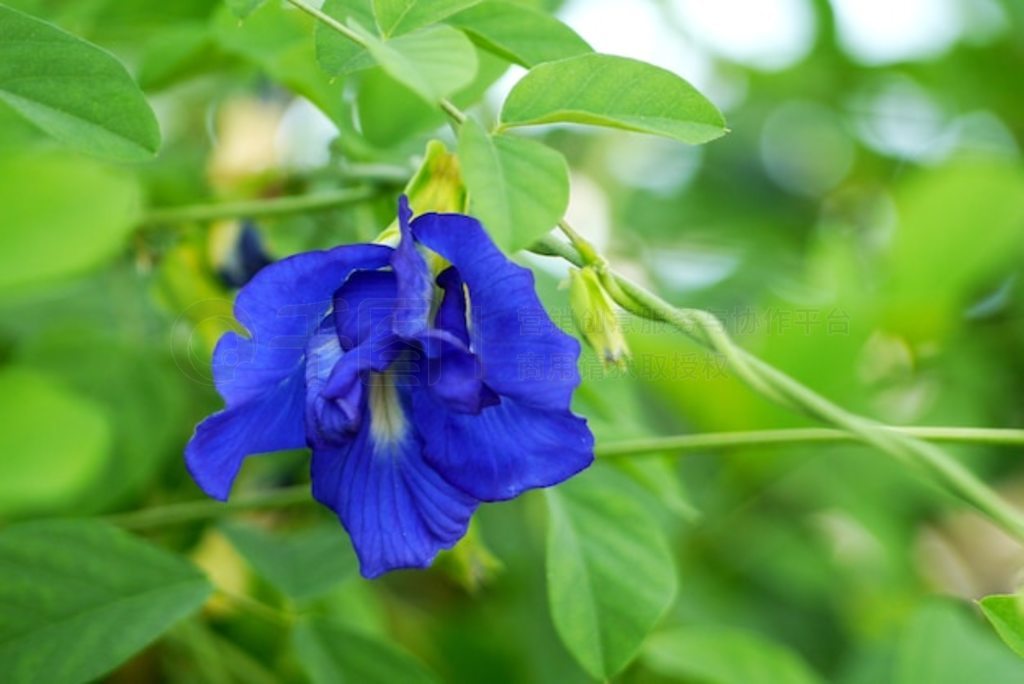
2 0 1024 682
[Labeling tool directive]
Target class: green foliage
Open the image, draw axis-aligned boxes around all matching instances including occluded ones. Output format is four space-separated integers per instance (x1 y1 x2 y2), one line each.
0 519 212 683
293 616 441 683
458 118 569 251
358 23 478 104
979 594 1024 658
226 0 266 19
546 467 678 679
0 4 160 161
446 1 591 67
315 0 376 75
893 601 1024 682
371 0 480 37
222 521 358 600
0 153 140 296
500 53 727 144
642 626 824 684
0 367 110 517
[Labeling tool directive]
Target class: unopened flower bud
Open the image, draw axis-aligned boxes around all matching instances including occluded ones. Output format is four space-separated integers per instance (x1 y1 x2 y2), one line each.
568 266 630 369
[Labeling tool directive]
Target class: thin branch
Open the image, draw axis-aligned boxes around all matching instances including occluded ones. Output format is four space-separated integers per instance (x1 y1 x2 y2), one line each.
142 187 379 226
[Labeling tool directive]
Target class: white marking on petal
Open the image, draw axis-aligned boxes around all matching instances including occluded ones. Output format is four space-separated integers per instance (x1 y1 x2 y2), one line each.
367 372 407 449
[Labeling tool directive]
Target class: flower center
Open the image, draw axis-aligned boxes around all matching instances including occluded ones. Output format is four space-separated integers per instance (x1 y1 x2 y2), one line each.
367 371 407 448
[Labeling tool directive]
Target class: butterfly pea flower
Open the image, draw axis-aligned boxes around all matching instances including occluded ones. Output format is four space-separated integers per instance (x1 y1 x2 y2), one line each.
185 198 594 578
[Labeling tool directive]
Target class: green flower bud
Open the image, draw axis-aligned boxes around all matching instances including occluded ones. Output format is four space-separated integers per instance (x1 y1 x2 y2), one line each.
569 266 630 369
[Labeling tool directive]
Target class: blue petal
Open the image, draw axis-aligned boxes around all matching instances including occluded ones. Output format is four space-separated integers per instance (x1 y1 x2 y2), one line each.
434 267 470 346
389 196 434 339
310 382 478 578
411 213 582 411
185 370 306 500
212 244 393 407
305 319 363 445
192 244 391 499
413 389 594 501
333 269 399 351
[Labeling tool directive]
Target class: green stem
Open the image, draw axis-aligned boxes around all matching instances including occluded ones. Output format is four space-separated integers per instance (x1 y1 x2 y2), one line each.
530 233 1024 541
596 427 1024 458
105 486 309 530
142 187 379 226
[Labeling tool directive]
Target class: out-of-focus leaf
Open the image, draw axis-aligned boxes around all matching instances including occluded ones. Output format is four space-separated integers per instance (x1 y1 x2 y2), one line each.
500 54 727 145
213 3 345 125
979 594 1024 658
225 0 265 19
15 329 189 512
0 367 110 516
0 519 212 683
137 22 220 91
446 1 591 67
359 23 477 104
372 0 480 37
222 522 358 601
885 158 1024 339
458 118 569 252
0 153 141 296
894 600 1024 683
546 467 678 679
0 4 160 160
642 626 824 684
293 616 441 684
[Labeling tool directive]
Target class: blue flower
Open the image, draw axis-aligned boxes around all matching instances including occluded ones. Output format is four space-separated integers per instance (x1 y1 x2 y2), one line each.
186 198 594 578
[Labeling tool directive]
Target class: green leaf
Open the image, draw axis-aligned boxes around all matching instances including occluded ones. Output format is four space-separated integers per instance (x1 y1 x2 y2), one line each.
360 23 478 104
222 522 358 601
225 0 265 19
0 519 213 683
137 22 219 92
315 0 376 75
458 118 569 252
894 600 1024 683
545 467 678 679
980 594 1024 658
0 153 141 296
500 53 727 145
213 3 346 125
0 4 161 161
446 1 591 67
642 627 824 684
372 0 480 37
293 616 441 684
0 367 110 516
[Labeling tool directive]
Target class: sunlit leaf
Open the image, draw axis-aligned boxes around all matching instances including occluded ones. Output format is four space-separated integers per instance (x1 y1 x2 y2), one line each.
458 118 569 252
0 153 141 296
0 367 110 516
315 0 376 75
501 53 727 144
446 1 591 67
360 23 478 104
980 594 1024 659
0 4 160 160
372 0 479 37
0 519 212 683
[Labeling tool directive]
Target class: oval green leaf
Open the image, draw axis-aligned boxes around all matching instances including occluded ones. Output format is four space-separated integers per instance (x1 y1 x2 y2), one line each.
372 0 480 37
0 519 212 683
458 118 569 252
362 23 478 104
0 4 161 161
980 594 1024 659
500 53 727 145
315 0 376 75
0 367 110 516
0 153 141 296
294 616 441 684
545 468 678 680
642 627 824 684
446 1 592 67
